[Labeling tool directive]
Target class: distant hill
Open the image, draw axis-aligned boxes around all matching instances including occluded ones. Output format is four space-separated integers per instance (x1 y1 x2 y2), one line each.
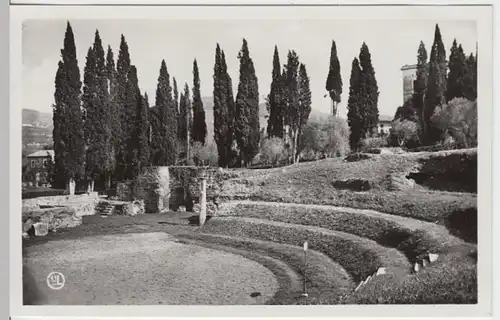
22 109 53 129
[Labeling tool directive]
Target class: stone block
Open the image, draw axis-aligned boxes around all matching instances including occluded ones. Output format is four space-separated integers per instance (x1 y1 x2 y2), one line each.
33 222 49 236
376 267 386 276
428 253 439 263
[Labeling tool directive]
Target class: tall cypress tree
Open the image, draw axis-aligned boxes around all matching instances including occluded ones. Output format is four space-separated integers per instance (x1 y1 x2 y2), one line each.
325 39 343 116
192 59 207 145
106 45 119 185
213 44 235 167
296 63 312 160
267 45 285 139
446 39 469 102
52 22 85 193
178 83 192 161
82 30 113 191
221 49 235 165
465 52 477 101
235 39 260 167
412 41 428 134
347 57 363 151
135 93 150 173
124 65 141 179
115 35 132 180
358 42 379 137
173 77 180 143
424 24 447 143
154 60 177 166
284 50 300 160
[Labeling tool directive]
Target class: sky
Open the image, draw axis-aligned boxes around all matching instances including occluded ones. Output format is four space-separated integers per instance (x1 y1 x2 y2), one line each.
22 19 477 119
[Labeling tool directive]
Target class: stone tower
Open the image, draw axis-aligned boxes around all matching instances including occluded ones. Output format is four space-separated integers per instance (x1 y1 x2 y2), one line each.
401 64 417 104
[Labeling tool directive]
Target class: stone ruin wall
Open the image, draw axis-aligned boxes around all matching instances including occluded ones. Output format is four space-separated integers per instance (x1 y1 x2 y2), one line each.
116 166 225 214
22 192 100 216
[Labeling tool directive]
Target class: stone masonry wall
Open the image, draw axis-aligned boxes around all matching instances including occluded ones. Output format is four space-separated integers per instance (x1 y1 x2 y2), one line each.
22 192 100 217
116 166 224 214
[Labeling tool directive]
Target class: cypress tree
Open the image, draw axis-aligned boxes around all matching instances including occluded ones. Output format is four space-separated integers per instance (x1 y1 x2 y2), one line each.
179 83 192 161
465 52 477 101
325 40 343 116
296 63 312 161
424 24 447 144
412 41 428 134
173 77 180 141
284 50 300 161
192 59 207 145
135 93 150 173
235 39 260 167
446 39 468 102
106 45 119 185
115 35 132 180
154 60 177 166
267 45 285 139
82 30 113 191
213 44 235 167
52 22 85 194
347 57 363 151
124 65 141 179
358 42 379 137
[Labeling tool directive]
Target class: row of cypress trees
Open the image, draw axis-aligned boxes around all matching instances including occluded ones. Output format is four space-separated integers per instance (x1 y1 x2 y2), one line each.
398 24 477 145
265 47 312 164
54 22 304 191
52 22 208 191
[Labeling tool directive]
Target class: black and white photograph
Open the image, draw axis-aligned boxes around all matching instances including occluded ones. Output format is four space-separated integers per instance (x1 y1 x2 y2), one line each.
9 3 494 318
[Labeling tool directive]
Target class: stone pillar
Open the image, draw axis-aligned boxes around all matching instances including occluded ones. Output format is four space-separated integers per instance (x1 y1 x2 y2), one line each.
199 177 207 226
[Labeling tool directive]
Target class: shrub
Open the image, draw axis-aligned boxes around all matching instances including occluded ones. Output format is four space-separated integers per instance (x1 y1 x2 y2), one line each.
319 116 350 157
360 136 387 152
260 137 287 167
390 119 420 147
431 98 477 148
299 116 350 159
192 141 218 166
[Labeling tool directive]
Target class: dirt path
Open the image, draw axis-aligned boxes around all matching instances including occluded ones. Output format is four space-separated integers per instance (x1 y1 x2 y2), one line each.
23 232 279 305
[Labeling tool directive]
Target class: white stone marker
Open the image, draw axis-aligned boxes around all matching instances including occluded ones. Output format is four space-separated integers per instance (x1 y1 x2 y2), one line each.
376 267 387 276
428 253 439 263
199 178 207 226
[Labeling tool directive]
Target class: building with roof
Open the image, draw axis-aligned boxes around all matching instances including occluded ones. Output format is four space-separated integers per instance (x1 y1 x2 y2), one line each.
378 115 393 135
24 150 54 187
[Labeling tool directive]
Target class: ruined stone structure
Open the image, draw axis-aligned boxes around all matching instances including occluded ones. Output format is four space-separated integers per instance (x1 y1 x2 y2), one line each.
401 64 417 104
116 166 224 215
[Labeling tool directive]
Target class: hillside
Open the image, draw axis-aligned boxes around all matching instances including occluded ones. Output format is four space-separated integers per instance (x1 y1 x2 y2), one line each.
22 109 52 128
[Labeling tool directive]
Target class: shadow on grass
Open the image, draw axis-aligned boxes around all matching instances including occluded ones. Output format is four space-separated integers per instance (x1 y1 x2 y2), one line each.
23 246 42 305
186 215 213 225
445 208 477 243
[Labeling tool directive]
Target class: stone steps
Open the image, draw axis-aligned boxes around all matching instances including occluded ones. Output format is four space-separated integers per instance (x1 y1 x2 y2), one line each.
95 201 115 216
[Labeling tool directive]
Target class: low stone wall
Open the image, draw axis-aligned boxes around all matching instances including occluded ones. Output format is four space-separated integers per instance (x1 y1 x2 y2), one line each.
116 166 225 213
22 192 100 217
23 207 83 235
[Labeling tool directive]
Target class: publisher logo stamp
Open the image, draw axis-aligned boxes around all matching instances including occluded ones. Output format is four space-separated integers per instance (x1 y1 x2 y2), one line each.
47 272 65 290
